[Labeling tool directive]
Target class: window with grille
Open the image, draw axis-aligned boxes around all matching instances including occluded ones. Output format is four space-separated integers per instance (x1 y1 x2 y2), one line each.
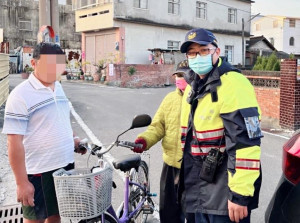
290 37 294 46
228 8 236 23
196 1 206 19
19 20 32 31
168 0 180 15
225 45 233 63
289 19 296 27
133 0 148 9
168 40 180 50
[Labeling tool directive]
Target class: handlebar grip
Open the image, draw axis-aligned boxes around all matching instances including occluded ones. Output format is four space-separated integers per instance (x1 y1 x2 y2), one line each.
80 138 89 144
119 141 143 149
78 138 88 151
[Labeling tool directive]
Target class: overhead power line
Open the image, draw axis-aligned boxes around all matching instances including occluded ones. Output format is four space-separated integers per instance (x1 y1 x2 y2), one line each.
205 0 251 13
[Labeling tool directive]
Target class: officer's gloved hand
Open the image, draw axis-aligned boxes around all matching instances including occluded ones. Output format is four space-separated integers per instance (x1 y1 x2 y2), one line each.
133 138 147 153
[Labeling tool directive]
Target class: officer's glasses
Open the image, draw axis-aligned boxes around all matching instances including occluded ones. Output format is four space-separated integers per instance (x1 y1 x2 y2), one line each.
186 48 216 59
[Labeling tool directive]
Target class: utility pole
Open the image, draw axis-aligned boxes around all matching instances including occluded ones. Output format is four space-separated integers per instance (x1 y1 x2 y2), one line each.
242 13 261 68
39 0 60 44
242 18 245 68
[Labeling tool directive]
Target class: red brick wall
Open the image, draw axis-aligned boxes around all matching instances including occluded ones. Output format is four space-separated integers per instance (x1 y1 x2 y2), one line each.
242 70 281 122
279 59 300 130
254 87 280 120
106 64 175 88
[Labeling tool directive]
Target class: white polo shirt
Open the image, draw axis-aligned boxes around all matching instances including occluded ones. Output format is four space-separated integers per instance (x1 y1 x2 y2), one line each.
2 74 74 174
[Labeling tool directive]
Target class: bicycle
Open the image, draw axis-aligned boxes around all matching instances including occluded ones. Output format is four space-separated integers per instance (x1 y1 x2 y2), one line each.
53 114 157 223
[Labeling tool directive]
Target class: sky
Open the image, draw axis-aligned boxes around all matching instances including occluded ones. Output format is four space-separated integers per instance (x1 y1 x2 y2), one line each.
251 0 300 17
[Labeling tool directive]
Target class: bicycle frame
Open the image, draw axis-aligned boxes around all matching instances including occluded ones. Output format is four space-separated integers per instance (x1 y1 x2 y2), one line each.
103 171 148 223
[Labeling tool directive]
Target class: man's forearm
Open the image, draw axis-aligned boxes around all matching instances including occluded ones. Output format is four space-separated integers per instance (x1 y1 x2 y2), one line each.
7 135 28 185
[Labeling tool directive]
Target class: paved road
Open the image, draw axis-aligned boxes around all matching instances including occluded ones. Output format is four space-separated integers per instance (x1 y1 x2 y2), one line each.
0 74 294 222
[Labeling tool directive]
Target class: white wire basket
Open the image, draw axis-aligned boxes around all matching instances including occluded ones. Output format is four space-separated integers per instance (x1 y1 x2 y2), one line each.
53 164 113 221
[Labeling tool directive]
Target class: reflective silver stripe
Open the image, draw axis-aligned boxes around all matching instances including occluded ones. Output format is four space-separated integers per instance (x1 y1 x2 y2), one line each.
236 159 260 170
181 142 185 150
195 128 224 140
191 146 225 154
181 127 188 135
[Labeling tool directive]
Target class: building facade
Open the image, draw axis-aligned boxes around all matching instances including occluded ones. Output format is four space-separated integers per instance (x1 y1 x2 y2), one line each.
0 0 80 54
252 15 300 56
74 0 252 66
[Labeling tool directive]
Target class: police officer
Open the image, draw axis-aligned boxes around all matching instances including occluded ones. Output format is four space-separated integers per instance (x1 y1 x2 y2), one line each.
178 28 262 223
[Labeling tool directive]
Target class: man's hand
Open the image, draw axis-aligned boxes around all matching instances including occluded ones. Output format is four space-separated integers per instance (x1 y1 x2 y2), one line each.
133 138 147 153
228 200 248 223
74 137 87 155
17 181 35 207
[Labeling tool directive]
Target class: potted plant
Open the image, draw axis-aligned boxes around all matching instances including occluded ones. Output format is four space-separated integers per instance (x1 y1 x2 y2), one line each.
79 69 84 80
22 66 33 79
62 70 71 80
93 59 108 82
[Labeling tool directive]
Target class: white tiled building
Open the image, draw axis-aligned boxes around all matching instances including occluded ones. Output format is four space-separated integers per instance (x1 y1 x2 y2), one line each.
252 15 300 56
74 0 253 65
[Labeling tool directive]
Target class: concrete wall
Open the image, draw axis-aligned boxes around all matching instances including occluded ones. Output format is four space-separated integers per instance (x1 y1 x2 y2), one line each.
251 16 284 51
252 16 300 54
75 3 114 32
115 22 244 65
0 53 9 107
282 18 300 55
114 0 251 34
76 0 251 65
0 0 80 53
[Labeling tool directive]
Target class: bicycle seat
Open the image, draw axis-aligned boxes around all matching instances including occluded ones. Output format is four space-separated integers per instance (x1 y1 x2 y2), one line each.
113 154 141 172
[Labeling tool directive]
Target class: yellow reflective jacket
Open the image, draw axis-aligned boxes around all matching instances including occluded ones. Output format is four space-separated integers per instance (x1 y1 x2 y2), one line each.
180 59 262 214
138 88 183 169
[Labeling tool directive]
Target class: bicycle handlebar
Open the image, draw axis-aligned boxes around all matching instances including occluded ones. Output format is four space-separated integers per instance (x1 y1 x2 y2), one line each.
118 141 143 149
78 139 143 158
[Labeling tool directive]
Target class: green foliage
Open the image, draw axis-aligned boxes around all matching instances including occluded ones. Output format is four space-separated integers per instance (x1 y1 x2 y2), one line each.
265 53 277 70
289 54 295 59
273 61 280 71
252 64 262 71
128 66 136 76
24 67 34 74
94 59 108 73
261 57 268 70
252 53 280 71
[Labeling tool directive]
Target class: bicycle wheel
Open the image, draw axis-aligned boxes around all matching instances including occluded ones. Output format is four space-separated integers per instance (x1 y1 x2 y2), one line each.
79 212 118 223
129 160 150 223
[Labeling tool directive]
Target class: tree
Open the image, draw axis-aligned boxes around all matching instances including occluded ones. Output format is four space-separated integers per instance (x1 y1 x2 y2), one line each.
261 56 268 70
273 61 280 71
265 53 278 71
252 53 280 71
252 56 262 70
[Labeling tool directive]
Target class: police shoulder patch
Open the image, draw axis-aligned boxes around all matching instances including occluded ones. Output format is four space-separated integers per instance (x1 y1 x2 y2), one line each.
244 116 263 139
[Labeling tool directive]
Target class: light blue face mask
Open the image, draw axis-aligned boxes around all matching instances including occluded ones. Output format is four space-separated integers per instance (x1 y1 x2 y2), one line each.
188 54 213 76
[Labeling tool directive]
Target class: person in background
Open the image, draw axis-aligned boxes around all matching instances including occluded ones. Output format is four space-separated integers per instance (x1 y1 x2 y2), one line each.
2 42 85 223
132 61 189 223
179 28 262 223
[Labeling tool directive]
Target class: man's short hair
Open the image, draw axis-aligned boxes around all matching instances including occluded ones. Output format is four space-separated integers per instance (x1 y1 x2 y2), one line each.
33 42 64 59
